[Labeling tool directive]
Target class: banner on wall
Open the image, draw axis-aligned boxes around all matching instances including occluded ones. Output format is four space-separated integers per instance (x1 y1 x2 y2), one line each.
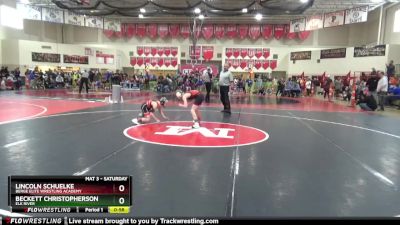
290 18 306 33
180 24 190 39
189 45 201 59
17 3 41 21
63 55 89 64
249 25 261 40
136 24 146 37
202 46 214 61
147 24 158 39
324 11 345 28
354 45 386 57
274 25 285 40
85 16 103 29
104 19 121 32
96 51 114 64
202 24 214 40
320 48 347 59
226 24 238 39
238 24 249 39
32 52 60 63
305 14 323 31
169 24 180 38
290 51 311 60
262 24 273 40
345 6 369 25
214 24 225 39
41 7 63 23
64 11 85 26
158 24 169 39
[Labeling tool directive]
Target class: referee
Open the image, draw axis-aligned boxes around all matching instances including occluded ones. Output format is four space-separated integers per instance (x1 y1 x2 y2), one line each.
79 69 89 94
219 63 233 114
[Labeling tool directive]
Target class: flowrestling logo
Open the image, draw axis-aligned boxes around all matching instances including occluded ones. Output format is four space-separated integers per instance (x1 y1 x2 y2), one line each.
123 121 269 148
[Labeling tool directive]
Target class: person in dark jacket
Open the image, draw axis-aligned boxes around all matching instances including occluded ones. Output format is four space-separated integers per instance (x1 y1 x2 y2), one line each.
357 89 377 111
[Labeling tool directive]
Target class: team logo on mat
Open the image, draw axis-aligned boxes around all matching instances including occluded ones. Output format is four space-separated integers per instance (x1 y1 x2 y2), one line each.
123 121 269 148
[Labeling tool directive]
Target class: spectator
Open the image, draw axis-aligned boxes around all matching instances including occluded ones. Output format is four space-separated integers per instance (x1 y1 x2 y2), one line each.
334 77 342 97
276 78 285 97
323 75 333 101
56 73 64 88
305 78 312 96
376 71 388 111
366 71 379 103
386 60 395 78
202 67 213 102
357 89 377 111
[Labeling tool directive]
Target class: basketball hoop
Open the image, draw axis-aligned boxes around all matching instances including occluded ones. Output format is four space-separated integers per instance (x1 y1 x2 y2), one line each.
188 15 204 66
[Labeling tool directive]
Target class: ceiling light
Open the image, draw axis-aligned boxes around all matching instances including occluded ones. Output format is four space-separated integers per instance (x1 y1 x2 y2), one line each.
194 8 201 14
370 0 383 2
90 10 95 13
300 0 309 3
242 8 248 13
140 8 146 13
20 0 30 4
199 14 205 20
255 13 262 21
139 14 144 18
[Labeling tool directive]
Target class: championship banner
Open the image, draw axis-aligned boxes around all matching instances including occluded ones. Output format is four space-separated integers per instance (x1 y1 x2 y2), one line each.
287 24 297 40
298 31 311 40
180 24 190 39
64 11 84 26
255 48 262 59
290 18 306 33
137 46 144 56
354 45 386 57
151 47 157 56
290 51 311 60
17 3 41 21
164 47 171 56
164 58 171 67
157 57 164 67
144 57 151 65
63 55 89 64
144 47 151 56
202 24 214 40
42 7 64 24
150 58 157 67
273 25 285 40
32 52 60 63
263 48 270 59
130 57 136 66
270 60 277 70
104 19 121 32
254 60 262 70
345 6 369 25
262 60 269 70
305 14 323 31
169 24 180 38
214 24 225 39
125 24 135 38
324 11 345 28
240 59 247 69
240 48 248 58
171 47 178 57
232 59 240 69
226 24 238 39
136 24 146 38
85 16 103 29
248 48 255 59
249 25 261 40
233 48 240 58
171 58 178 67
226 59 233 67
158 24 169 39
202 46 214 61
238 24 249 39
225 48 233 58
137 57 144 66
320 48 347 59
157 47 164 56
147 24 158 39
262 24 273 40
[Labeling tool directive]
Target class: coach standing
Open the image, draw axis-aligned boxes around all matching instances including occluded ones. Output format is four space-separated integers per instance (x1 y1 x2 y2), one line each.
79 69 89 94
219 63 233 114
202 66 213 102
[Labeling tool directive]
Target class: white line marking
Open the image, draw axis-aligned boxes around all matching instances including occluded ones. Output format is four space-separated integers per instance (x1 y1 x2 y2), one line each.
0 102 47 125
73 168 90 176
288 112 396 188
3 139 30 148
0 209 31 217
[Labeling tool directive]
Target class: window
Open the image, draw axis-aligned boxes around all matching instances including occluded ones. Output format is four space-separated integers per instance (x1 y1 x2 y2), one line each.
394 9 400 33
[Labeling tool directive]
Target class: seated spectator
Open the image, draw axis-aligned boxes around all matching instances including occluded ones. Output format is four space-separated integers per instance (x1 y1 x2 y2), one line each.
56 74 64 88
343 86 351 102
357 89 377 111
291 82 301 97
284 79 293 97
387 85 400 109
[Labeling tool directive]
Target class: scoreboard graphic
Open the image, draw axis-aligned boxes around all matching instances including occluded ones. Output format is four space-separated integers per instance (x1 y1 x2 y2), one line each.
8 176 132 214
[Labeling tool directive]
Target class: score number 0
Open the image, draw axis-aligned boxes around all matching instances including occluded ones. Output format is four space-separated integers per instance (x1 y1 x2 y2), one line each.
118 185 126 205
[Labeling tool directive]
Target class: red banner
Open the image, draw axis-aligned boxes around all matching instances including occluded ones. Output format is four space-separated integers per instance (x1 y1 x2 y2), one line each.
249 25 260 40
238 25 249 39
232 59 239 69
263 48 270 59
226 24 237 39
145 57 151 66
164 58 171 67
189 45 201 59
286 25 296 40
180 24 190 39
137 24 146 38
137 57 144 66
226 59 233 67
240 59 247 69
262 60 269 69
147 24 158 39
137 46 143 56
214 24 225 39
262 24 273 40
248 48 255 58
298 31 311 40
125 24 135 38
130 57 137 66
171 47 178 57
150 58 157 67
158 24 169 39
225 48 233 58
233 48 240 58
202 24 214 40
164 47 171 56
144 47 151 56
255 48 262 59
254 60 262 70
202 46 214 61
274 25 285 40
158 57 164 67
157 47 164 56
169 24 180 38
171 58 178 67
115 28 123 38
151 47 157 56
103 30 114 38
240 48 248 58
270 60 277 70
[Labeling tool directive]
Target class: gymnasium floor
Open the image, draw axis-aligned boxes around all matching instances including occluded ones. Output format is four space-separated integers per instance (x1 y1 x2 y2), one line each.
1 89 400 217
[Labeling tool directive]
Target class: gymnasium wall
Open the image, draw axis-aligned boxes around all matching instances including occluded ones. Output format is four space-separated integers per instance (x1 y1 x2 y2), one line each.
384 3 400 44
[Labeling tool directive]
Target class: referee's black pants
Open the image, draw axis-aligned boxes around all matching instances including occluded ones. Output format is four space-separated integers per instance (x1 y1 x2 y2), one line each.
205 82 212 102
219 85 230 112
79 77 89 94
